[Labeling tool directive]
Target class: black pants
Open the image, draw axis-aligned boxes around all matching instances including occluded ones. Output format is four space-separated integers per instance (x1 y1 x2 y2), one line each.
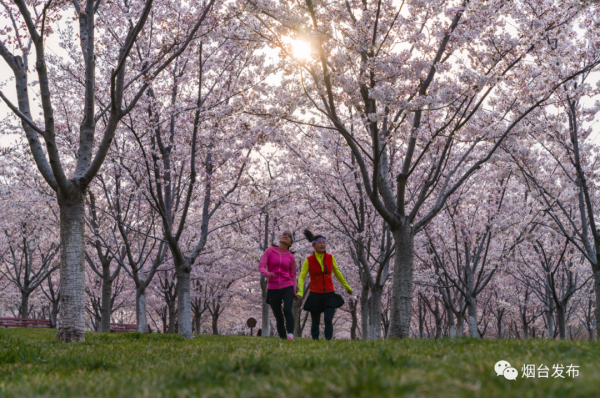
310 308 335 340
268 286 295 339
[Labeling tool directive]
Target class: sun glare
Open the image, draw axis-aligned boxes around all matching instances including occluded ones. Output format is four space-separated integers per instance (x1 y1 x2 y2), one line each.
283 38 311 60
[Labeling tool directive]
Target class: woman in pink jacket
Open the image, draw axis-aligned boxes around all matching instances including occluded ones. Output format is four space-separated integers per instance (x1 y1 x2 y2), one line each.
258 231 297 340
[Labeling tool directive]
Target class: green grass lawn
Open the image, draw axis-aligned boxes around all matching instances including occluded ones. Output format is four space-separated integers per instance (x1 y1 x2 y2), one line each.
1 328 599 398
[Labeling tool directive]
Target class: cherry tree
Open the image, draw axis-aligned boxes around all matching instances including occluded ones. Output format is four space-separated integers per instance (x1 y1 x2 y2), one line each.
509 67 600 338
510 223 593 339
283 125 394 339
84 191 124 332
39 272 60 326
123 11 275 337
0 169 59 319
422 171 527 337
244 0 600 339
87 165 169 333
0 0 217 341
84 266 130 331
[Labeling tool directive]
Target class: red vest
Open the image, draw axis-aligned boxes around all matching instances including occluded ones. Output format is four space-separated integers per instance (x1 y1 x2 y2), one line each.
307 252 335 293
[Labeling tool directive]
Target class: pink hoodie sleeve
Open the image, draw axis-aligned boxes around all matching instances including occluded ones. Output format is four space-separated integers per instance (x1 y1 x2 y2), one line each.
258 248 270 278
290 254 297 294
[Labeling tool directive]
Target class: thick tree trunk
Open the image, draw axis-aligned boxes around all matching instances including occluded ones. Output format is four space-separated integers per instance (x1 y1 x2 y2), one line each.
360 285 369 340
136 287 148 333
176 266 192 338
369 286 382 339
99 274 113 333
56 198 86 342
556 305 567 340
467 297 478 338
389 226 414 339
20 292 30 318
260 275 270 337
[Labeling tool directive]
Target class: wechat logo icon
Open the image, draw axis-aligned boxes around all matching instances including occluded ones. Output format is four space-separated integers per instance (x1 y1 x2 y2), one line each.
495 360 518 380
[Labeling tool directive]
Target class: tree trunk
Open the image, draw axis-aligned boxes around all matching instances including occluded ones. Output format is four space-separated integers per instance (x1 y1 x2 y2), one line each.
447 306 456 338
497 313 503 339
467 297 478 337
20 292 30 318
360 284 369 340
136 287 148 333
161 307 168 333
261 275 270 337
292 295 304 337
556 305 567 340
350 301 358 340
176 265 192 338
194 312 202 335
520 308 529 339
418 296 424 339
434 299 443 339
51 300 59 328
456 311 464 337
99 274 113 333
168 297 177 334
594 268 600 340
389 226 414 339
369 286 382 339
546 305 554 339
212 309 220 335
56 198 86 342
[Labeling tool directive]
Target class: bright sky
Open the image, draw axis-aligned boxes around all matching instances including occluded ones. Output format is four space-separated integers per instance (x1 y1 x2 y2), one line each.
1 8 600 149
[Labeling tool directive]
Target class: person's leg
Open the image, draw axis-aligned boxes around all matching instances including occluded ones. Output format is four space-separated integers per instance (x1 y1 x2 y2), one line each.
310 311 321 340
324 307 336 340
269 289 287 339
282 286 295 336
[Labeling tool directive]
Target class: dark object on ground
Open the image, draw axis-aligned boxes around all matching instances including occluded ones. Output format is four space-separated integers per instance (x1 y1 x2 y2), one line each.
0 317 52 328
256 328 262 336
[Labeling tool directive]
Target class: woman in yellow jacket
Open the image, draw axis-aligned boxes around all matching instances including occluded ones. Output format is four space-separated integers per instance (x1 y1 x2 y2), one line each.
296 230 352 340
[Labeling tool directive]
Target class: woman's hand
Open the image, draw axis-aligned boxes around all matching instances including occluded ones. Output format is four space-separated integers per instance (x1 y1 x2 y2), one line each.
294 294 302 301
346 288 353 295
267 272 275 279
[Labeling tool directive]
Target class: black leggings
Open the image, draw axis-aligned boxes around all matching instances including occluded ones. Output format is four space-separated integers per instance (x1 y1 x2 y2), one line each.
310 308 335 340
269 286 295 338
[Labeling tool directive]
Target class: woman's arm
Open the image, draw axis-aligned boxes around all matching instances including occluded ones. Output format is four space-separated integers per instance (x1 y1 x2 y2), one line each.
258 248 271 278
331 256 352 293
296 259 309 297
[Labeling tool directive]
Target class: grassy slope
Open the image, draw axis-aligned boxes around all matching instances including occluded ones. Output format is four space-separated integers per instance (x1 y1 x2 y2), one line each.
0 329 599 398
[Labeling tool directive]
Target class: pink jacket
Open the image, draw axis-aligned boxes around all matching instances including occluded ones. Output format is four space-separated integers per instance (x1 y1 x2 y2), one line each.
258 246 297 292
